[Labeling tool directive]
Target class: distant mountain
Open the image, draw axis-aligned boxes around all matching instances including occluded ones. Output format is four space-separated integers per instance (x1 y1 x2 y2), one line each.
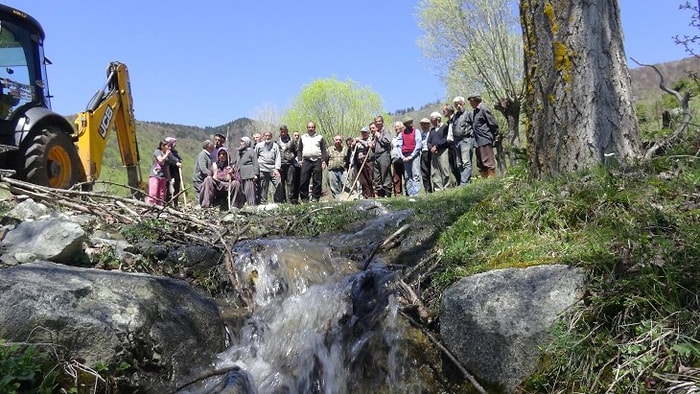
628 56 699 100
138 117 257 144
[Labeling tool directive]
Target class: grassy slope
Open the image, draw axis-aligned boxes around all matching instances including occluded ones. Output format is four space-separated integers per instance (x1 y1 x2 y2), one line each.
388 157 699 392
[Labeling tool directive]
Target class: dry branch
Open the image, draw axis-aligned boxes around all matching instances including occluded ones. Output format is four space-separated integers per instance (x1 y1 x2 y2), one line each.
399 310 487 394
630 57 695 160
0 176 251 303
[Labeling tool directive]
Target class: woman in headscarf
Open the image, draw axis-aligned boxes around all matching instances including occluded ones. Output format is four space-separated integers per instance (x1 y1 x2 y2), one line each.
232 136 259 207
148 139 172 205
163 137 183 207
198 147 240 209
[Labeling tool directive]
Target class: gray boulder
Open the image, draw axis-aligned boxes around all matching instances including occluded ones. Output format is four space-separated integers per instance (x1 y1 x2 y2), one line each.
440 264 586 393
1 218 86 263
0 261 224 392
6 198 50 220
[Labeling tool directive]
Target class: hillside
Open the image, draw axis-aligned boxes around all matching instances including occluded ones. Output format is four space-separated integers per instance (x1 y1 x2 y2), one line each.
97 118 256 195
628 55 700 100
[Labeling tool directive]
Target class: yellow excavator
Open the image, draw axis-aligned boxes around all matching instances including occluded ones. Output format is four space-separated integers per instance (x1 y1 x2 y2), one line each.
0 4 142 193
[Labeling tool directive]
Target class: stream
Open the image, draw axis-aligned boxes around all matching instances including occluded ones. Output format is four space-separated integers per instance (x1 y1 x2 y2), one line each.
179 207 446 393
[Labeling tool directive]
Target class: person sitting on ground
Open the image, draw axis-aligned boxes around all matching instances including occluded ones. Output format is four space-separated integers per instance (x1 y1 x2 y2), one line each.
192 139 215 200
199 147 241 209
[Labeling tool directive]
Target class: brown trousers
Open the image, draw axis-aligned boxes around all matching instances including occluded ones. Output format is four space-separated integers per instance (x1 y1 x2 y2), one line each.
392 160 405 196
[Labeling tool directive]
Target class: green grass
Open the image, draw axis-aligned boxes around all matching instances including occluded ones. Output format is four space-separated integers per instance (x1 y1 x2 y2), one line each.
371 151 699 391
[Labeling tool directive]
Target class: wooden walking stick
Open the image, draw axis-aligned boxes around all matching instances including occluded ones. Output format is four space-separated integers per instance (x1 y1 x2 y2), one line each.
227 155 233 211
178 166 188 208
345 142 371 201
227 179 232 210
338 144 358 201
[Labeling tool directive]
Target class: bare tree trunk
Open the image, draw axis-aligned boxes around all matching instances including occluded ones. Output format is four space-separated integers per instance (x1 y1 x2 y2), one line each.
520 0 642 178
495 97 523 170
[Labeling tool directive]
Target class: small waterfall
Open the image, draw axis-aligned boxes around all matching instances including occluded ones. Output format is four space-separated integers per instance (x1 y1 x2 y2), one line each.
197 235 436 394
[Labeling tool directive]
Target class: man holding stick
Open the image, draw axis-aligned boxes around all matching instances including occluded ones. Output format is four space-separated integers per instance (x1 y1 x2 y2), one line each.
353 126 375 199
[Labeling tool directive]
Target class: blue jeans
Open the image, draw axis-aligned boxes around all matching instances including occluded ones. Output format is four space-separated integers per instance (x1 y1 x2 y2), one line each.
454 137 474 185
328 168 345 199
403 155 422 196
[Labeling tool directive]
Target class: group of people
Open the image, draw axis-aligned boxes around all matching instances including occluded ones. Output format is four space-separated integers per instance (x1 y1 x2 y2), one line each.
145 94 499 209
342 94 500 200
186 126 307 208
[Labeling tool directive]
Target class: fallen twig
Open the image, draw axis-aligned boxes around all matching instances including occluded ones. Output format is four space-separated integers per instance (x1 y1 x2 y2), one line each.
173 365 241 392
399 310 487 394
361 224 410 270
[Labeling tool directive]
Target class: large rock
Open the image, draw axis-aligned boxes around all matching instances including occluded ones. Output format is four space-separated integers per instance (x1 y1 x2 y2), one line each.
440 264 586 393
6 198 50 220
0 261 224 392
0 218 86 263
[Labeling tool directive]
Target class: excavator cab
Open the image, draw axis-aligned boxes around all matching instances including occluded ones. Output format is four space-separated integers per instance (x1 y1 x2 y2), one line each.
0 5 48 122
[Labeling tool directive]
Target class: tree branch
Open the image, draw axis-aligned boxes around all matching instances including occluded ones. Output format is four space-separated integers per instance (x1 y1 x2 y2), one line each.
630 57 695 160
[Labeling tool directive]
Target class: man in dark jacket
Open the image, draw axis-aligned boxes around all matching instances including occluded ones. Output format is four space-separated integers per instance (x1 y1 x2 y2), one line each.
372 115 392 197
466 94 498 178
192 139 214 201
419 118 433 193
274 125 300 204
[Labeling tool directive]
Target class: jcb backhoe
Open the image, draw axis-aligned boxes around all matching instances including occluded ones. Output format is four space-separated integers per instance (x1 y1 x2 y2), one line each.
0 4 142 192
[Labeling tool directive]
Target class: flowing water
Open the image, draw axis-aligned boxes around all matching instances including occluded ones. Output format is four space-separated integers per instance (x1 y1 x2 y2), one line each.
180 208 444 393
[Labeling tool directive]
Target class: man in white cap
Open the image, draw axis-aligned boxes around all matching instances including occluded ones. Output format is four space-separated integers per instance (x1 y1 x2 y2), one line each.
397 116 422 197
427 111 452 191
466 94 498 178
419 118 433 193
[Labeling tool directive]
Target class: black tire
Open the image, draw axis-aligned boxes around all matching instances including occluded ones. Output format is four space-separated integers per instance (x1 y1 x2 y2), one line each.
15 127 85 189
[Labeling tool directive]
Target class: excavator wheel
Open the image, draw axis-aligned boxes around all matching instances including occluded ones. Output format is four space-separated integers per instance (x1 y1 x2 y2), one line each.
15 127 85 189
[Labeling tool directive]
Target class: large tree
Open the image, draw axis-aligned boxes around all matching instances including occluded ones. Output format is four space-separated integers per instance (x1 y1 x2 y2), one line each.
417 0 524 170
282 78 383 138
520 0 643 177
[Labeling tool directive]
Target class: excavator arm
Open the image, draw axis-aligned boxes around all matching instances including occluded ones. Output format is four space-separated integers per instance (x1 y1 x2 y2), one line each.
74 61 142 193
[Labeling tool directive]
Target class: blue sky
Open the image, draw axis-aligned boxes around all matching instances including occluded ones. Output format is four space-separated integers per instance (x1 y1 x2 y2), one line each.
2 1 696 127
